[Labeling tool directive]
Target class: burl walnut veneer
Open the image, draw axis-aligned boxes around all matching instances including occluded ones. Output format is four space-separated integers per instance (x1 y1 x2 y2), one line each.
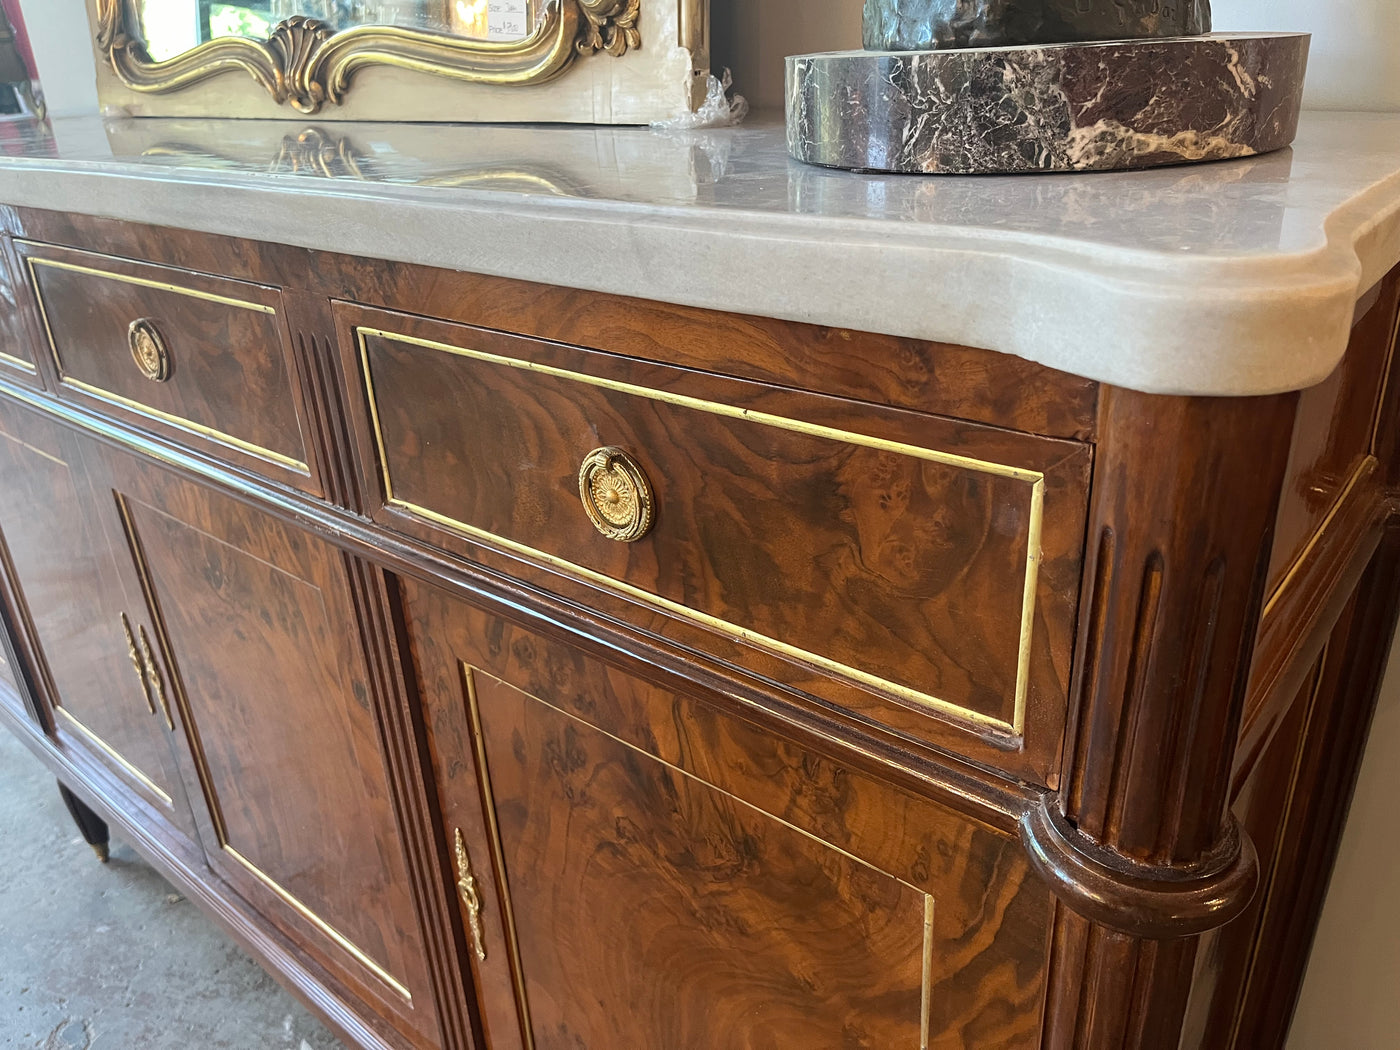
0 207 1397 1050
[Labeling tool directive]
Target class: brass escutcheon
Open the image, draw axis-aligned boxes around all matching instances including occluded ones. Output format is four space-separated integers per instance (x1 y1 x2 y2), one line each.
128 318 171 382
578 446 654 542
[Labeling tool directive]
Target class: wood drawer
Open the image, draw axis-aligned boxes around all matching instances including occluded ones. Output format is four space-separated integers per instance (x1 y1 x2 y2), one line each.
340 305 1091 780
17 241 318 494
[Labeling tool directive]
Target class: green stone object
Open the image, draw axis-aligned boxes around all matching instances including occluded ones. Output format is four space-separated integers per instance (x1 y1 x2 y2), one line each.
863 0 1212 50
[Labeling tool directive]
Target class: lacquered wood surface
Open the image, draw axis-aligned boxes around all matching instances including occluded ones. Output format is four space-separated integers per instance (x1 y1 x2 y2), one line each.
8 208 1101 443
0 399 199 839
17 240 318 493
1265 271 1399 594
0 206 1395 1050
348 306 1091 781
401 577 1053 1050
0 237 37 380
98 448 441 1047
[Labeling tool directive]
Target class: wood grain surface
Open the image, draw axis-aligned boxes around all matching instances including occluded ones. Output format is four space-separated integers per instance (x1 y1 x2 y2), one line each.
18 240 317 492
400 577 1052 1050
347 306 1091 777
101 450 441 1046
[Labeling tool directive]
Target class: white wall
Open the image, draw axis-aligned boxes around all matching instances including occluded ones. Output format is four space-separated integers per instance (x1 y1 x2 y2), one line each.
19 0 98 118
712 0 1400 112
16 0 1400 117
1214 0 1400 112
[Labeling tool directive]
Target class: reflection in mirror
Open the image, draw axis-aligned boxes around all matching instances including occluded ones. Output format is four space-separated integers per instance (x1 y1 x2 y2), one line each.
134 0 544 61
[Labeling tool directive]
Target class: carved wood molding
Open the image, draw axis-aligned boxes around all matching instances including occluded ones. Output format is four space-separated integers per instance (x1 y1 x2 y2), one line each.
95 0 642 115
1019 796 1259 940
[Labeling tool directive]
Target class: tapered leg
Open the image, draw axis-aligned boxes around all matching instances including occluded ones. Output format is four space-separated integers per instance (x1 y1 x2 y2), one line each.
57 782 110 863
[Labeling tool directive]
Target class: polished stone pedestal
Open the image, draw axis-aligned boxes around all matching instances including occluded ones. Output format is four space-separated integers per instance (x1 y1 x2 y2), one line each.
786 33 1310 174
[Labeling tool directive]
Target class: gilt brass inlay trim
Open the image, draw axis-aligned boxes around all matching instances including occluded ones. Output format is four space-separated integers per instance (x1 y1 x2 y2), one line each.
22 254 308 474
1368 302 1400 457
23 255 278 314
467 664 936 1043
1261 456 1377 620
454 827 488 962
222 844 412 1000
921 895 934 1050
95 0 644 114
55 706 173 806
1226 644 1329 1050
62 380 311 473
113 490 231 848
363 329 1045 737
0 350 36 374
462 667 538 1050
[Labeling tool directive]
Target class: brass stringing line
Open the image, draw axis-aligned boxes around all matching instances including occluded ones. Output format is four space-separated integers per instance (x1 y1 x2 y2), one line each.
356 327 1046 484
55 706 173 805
21 256 307 474
23 257 65 384
359 329 1041 736
0 421 67 467
0 349 36 374
477 664 928 894
222 846 413 1001
1368 300 1400 456
111 491 230 848
462 666 537 1050
1262 457 1375 619
1226 643 1330 1050
21 254 278 313
921 895 935 1050
61 379 311 473
473 665 936 1042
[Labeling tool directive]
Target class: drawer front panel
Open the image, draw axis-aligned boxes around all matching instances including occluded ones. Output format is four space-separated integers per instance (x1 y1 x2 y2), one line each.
346 308 1090 765
19 242 315 490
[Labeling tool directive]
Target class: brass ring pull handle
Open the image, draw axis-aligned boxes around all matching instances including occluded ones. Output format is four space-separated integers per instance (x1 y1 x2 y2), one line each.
138 626 175 731
128 318 172 382
120 613 156 715
578 446 654 543
454 828 487 961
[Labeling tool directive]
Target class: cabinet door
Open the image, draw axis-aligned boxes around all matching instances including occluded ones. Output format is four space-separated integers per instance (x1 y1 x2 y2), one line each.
96 448 442 1047
403 579 1053 1050
0 400 199 838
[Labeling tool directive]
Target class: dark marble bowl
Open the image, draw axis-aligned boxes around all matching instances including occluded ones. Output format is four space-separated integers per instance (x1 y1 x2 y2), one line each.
787 33 1310 175
863 0 1212 50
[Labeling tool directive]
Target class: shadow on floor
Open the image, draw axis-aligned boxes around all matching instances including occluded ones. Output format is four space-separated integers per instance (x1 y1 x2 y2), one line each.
0 728 343 1049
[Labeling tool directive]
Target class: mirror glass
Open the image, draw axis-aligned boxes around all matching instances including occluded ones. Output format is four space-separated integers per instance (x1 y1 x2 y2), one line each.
133 0 545 61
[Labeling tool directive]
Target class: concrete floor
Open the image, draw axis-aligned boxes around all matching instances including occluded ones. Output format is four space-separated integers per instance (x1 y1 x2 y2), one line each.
0 728 343 1050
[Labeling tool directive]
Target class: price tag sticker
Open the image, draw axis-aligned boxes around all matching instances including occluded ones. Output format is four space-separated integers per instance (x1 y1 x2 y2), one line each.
487 0 530 40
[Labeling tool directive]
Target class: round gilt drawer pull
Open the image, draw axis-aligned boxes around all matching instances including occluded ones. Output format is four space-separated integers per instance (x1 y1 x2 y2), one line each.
128 318 171 383
578 446 654 543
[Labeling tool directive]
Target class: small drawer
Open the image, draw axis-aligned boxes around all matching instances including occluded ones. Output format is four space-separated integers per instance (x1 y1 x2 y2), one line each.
18 241 318 494
340 305 1091 779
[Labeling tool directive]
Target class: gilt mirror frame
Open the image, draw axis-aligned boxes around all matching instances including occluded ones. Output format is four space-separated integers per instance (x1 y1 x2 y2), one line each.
93 0 700 115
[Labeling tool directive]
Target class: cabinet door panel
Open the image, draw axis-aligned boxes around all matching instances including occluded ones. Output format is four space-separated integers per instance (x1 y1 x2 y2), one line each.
0 402 195 832
478 670 930 1049
107 459 440 1045
404 579 1053 1050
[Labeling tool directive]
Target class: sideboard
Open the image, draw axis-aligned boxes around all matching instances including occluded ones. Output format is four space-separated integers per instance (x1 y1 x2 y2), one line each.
0 113 1398 1050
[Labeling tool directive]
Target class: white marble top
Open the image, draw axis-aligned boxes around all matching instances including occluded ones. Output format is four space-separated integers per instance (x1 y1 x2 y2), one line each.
0 110 1397 396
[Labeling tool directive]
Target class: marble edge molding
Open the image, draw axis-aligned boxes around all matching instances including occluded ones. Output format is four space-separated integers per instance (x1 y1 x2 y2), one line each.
0 155 1397 397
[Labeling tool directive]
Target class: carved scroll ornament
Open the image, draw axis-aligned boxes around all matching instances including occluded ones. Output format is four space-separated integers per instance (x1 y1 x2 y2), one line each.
95 0 643 115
